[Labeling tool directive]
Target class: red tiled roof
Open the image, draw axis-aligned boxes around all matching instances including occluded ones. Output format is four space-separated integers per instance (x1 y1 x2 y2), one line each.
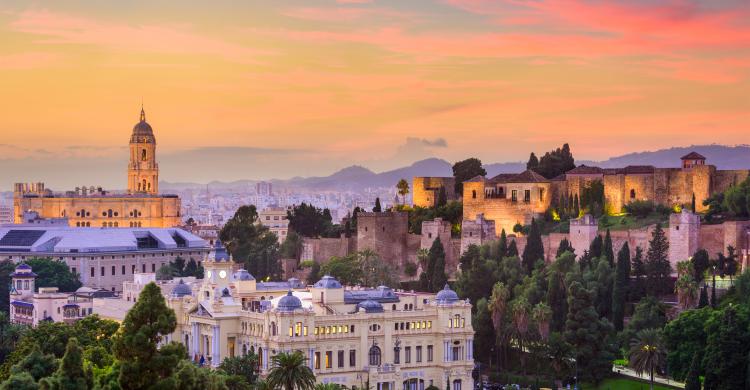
680 151 706 160
507 170 549 183
565 165 604 175
488 173 517 183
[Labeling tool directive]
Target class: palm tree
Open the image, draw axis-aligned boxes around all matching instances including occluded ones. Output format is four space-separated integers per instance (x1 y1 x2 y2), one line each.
511 298 531 376
488 282 510 369
266 351 316 390
675 261 698 310
628 329 666 390
531 302 552 341
396 179 410 205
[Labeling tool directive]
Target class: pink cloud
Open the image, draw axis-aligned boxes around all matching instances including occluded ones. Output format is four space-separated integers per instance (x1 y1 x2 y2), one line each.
281 6 413 23
9 9 270 64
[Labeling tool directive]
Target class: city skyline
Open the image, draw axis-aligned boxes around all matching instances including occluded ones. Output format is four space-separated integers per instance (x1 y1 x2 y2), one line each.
1 0 749 186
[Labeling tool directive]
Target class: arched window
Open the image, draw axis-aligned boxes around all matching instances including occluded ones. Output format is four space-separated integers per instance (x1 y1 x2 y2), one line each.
453 380 462 390
108 209 113 218
369 345 381 366
630 189 636 199
142 149 147 161
147 182 151 191
472 190 477 199
142 179 147 191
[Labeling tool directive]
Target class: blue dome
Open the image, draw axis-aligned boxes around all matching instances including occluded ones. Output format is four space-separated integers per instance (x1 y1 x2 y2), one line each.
314 275 342 289
171 280 192 297
16 264 32 270
357 299 384 313
233 269 255 281
435 284 459 304
277 290 302 312
212 240 230 261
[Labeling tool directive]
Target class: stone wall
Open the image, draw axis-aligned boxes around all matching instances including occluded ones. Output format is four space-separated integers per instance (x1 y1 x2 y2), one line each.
356 212 410 267
301 236 355 264
460 214 496 255
463 179 551 236
668 210 701 270
412 177 456 208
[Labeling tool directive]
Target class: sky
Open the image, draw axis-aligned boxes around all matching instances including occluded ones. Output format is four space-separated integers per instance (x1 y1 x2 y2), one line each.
0 0 749 188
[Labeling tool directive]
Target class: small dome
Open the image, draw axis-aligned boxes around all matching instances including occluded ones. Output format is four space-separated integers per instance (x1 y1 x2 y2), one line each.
211 240 230 262
221 288 231 297
277 290 302 312
357 299 384 313
435 284 459 304
314 275 342 289
130 108 155 144
233 269 255 281
15 264 32 270
171 279 192 297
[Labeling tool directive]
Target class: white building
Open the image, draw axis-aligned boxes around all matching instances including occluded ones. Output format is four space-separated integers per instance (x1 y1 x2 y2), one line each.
259 207 290 243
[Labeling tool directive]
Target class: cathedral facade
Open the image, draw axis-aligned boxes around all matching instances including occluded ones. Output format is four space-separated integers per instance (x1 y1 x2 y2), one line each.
13 108 182 228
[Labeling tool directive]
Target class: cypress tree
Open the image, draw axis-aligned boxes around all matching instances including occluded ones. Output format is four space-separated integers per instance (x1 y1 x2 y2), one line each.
684 351 701 390
691 193 696 213
497 229 508 261
612 242 630 331
573 194 580 217
522 219 545 276
711 276 717 308
646 223 670 296
527 152 539 170
631 246 646 300
589 235 603 259
603 229 614 267
507 240 519 257
556 238 574 257
427 238 447 293
698 284 709 308
437 187 448 207
40 337 89 390
692 249 710 283
373 197 382 212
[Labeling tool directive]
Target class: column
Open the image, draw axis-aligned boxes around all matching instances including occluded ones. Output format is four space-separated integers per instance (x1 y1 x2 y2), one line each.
308 348 314 369
212 325 220 367
191 323 199 358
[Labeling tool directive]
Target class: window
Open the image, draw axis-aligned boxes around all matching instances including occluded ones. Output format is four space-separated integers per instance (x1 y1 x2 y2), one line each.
349 349 356 367
72 267 76 275
325 351 332 369
338 350 344 368
393 347 400 364
427 345 433 362
630 189 636 199
471 190 476 199
101 267 105 276
539 188 545 201
453 380 462 390
111 266 116 275
369 346 381 366
142 264 146 273
314 352 321 369
122 265 126 275
132 265 136 274
416 346 422 363
405 346 411 364
152 263 156 272
524 189 531 203
511 190 518 202
452 346 461 361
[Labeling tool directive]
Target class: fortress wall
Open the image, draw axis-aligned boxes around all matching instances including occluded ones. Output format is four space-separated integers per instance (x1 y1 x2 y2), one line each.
714 170 750 193
624 174 656 205
463 181 551 236
301 236 354 264
699 224 726 257
690 165 714 212
356 212 409 267
412 177 455 208
603 175 626 213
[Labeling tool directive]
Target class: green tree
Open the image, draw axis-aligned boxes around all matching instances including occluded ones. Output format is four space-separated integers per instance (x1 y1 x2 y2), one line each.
488 283 511 370
396 179 410 205
112 282 185 389
0 261 16 314
631 246 646 300
436 187 448 208
320 255 362 287
307 262 321 286
266 351 315 390
452 158 486 195
0 312 25 365
573 194 580 217
530 144 575 179
0 372 38 390
691 249 710 283
9 344 57 381
526 152 539 170
423 238 447 293
556 238 573 258
219 354 258 387
646 224 671 296
472 298 495 365
703 305 749 390
603 229 614 266
172 359 228 390
496 230 508 261
506 240 518 257
546 332 572 384
279 232 303 260
684 352 701 390
548 252 576 333
722 177 750 218
698 285 709 308
23 258 82 292
39 337 89 390
221 205 282 280
285 203 336 238
588 235 603 260
521 218 544 276
612 242 631 331
564 281 616 384
372 197 382 212
628 329 666 390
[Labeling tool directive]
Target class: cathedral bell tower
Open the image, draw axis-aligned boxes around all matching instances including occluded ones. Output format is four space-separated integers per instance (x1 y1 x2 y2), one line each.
128 106 159 194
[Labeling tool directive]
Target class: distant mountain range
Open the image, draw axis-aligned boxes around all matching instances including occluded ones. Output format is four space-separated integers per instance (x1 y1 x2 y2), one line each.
161 144 750 191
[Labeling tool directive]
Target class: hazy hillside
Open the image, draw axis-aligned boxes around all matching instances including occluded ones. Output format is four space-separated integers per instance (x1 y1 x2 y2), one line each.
161 144 750 191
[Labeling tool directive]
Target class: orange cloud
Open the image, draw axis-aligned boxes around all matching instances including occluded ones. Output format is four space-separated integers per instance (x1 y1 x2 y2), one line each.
0 52 60 69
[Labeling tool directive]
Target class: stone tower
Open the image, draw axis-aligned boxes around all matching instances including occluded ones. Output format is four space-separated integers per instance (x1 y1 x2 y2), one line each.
569 214 599 259
128 106 159 194
10 264 37 301
669 209 700 272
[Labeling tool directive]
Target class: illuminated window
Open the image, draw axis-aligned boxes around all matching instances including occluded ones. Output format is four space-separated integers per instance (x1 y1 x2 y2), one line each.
289 327 293 337
295 322 302 337
314 352 320 369
314 327 319 335
325 351 332 368
304 326 308 336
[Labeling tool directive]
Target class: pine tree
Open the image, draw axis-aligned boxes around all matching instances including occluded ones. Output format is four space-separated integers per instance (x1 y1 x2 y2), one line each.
373 198 382 212
507 240 519 257
40 338 89 390
646 223 671 296
436 187 448 208
497 229 508 261
703 305 748 390
113 282 185 389
522 219 545 276
612 242 630 331
684 351 701 390
603 229 614 267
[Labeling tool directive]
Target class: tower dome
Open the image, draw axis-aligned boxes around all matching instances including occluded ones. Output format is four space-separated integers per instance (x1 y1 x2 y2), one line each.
277 290 303 312
131 107 155 144
357 299 384 313
233 269 255 281
314 275 342 289
435 284 459 304
170 279 192 298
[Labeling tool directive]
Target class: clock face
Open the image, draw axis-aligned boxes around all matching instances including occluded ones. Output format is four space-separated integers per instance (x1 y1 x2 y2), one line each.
219 270 227 279
207 270 213 279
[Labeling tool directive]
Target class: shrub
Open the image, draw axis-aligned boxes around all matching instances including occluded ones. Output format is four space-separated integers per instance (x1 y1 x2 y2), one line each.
404 262 418 277
624 200 657 218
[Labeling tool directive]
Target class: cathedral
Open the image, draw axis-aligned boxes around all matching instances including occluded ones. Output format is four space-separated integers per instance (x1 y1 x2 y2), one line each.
13 107 182 228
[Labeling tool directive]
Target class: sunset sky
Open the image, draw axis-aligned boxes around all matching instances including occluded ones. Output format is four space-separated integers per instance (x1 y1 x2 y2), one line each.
1 0 749 187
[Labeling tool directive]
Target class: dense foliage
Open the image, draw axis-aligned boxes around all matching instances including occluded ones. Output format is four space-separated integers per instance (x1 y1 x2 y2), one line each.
452 158 486 195
321 250 398 287
220 205 282 280
23 258 83 292
526 143 575 179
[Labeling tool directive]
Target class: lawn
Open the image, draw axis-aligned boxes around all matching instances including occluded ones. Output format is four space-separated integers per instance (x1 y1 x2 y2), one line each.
597 212 669 231
581 377 679 390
